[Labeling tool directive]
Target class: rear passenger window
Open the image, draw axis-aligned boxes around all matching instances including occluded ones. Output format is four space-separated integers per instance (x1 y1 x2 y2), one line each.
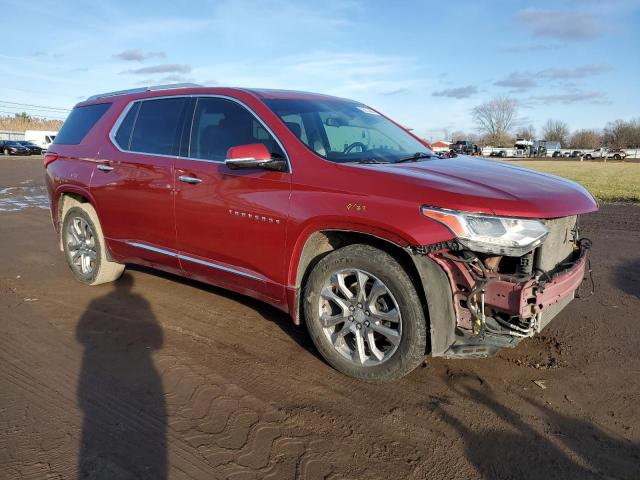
114 102 140 150
54 103 111 145
129 98 188 155
189 97 285 162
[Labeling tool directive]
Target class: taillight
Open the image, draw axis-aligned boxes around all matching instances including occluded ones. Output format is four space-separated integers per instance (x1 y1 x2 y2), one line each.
44 153 59 168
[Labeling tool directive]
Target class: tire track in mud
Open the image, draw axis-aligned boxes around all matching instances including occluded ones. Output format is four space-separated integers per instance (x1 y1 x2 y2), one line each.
156 354 334 479
0 300 334 480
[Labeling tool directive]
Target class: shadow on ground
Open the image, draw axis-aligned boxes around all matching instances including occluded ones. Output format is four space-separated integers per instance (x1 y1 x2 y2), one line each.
76 274 166 479
615 258 640 299
126 264 324 363
434 373 640 479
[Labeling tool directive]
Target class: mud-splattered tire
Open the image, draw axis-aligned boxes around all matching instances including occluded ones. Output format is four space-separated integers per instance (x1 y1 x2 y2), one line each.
303 244 426 381
62 204 124 285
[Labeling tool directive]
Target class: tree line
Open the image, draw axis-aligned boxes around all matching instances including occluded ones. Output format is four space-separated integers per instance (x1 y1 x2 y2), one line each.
446 96 640 149
0 112 64 133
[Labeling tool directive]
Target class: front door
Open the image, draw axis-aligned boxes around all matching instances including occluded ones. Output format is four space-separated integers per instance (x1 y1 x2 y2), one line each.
173 96 291 304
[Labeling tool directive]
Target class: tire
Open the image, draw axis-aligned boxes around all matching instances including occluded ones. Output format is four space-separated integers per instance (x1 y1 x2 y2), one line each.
303 244 427 381
62 204 124 285
585 154 592 160
613 154 621 160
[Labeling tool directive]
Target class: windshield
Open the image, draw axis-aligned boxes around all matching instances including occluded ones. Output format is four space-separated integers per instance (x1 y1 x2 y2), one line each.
263 99 432 164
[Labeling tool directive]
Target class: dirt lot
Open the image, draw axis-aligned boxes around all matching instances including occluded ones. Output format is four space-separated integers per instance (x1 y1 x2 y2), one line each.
1 156 639 479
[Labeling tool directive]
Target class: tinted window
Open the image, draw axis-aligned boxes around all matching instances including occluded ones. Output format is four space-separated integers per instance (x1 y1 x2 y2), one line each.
54 103 111 145
130 97 188 155
189 97 284 162
114 102 140 150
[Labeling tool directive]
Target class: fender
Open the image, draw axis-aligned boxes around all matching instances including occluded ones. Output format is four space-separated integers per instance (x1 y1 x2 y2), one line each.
52 184 98 233
287 218 411 287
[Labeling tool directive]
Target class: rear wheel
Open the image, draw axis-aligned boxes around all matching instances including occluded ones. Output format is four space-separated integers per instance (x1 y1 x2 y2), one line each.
585 154 592 160
303 244 426 381
62 205 124 285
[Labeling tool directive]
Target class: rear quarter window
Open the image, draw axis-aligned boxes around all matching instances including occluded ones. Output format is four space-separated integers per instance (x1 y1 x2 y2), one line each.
54 103 111 145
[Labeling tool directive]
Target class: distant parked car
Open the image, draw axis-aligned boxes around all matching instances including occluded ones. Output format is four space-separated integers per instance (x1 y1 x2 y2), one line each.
451 140 475 155
490 150 507 158
0 140 31 155
569 150 583 158
584 148 626 160
17 141 44 155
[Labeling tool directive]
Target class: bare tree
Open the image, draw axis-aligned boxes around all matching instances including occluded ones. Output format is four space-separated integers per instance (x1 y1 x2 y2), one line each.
603 118 640 148
569 129 602 149
441 127 452 142
542 119 570 146
516 124 536 141
472 96 518 146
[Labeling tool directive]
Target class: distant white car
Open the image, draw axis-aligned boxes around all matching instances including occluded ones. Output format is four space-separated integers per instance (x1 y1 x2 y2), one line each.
24 130 58 152
584 148 626 160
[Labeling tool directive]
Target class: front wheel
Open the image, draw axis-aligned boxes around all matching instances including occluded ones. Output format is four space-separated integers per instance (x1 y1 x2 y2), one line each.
613 154 621 160
303 244 427 381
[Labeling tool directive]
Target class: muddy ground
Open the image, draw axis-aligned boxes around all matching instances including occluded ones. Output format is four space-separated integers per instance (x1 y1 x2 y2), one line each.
1 156 639 479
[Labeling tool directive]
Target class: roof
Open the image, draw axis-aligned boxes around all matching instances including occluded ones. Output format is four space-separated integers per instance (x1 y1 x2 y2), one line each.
84 83 352 104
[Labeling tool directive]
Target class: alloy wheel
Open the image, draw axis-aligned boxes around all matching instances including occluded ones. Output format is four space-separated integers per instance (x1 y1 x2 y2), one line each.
65 216 98 275
318 269 402 366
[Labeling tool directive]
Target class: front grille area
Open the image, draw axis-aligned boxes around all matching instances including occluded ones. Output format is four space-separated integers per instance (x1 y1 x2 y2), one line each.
535 215 578 273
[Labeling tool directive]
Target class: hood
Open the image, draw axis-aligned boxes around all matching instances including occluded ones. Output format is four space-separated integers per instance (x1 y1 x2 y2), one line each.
354 156 598 218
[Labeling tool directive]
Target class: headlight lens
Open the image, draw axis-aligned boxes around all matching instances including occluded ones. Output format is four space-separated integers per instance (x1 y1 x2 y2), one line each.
421 206 549 256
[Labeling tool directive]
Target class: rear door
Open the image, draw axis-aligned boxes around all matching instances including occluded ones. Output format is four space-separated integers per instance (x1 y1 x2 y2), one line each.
91 96 190 269
173 96 291 303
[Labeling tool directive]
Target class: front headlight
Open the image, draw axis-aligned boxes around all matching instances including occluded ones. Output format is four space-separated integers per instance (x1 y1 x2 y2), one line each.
421 206 549 256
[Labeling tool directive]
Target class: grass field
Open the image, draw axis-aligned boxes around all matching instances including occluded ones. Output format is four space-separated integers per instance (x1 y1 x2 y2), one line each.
505 160 640 203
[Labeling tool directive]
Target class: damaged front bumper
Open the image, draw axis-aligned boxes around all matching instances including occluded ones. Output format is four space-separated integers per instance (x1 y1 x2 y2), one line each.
411 223 591 359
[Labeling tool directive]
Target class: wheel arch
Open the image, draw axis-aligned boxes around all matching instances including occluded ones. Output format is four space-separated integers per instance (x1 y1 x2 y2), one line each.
290 228 437 351
55 187 97 251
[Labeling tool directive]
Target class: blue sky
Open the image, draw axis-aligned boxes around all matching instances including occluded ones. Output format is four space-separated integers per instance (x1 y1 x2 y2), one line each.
1 0 639 139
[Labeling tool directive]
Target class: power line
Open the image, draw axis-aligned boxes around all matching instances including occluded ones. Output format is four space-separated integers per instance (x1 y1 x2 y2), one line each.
0 110 66 121
0 99 71 112
0 105 70 117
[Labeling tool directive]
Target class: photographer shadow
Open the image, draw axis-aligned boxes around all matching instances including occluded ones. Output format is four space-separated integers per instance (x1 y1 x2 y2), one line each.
76 274 166 479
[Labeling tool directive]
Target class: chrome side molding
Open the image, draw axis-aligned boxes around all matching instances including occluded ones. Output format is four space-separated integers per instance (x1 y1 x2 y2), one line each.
125 241 262 281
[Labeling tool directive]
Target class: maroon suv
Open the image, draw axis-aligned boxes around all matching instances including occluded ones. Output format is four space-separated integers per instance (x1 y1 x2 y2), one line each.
45 84 597 380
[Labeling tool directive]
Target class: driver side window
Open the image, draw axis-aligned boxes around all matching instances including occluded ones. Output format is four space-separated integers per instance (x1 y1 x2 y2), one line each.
189 97 284 162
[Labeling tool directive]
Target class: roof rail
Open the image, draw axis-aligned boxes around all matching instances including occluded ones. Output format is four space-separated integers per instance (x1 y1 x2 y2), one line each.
86 83 203 102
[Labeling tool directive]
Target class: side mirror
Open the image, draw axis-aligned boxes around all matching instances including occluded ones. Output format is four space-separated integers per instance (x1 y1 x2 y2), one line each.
225 143 286 171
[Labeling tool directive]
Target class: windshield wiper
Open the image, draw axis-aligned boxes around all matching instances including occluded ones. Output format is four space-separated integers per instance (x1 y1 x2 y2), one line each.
347 158 390 164
393 152 432 163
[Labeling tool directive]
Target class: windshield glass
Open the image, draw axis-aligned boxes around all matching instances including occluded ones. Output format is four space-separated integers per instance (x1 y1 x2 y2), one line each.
263 99 432 163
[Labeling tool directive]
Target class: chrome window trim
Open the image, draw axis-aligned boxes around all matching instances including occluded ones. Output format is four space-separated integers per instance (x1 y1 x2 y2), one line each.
126 241 263 281
108 94 292 172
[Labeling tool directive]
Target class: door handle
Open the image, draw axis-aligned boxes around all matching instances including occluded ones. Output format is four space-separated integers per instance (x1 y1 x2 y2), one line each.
97 164 113 172
178 175 202 184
